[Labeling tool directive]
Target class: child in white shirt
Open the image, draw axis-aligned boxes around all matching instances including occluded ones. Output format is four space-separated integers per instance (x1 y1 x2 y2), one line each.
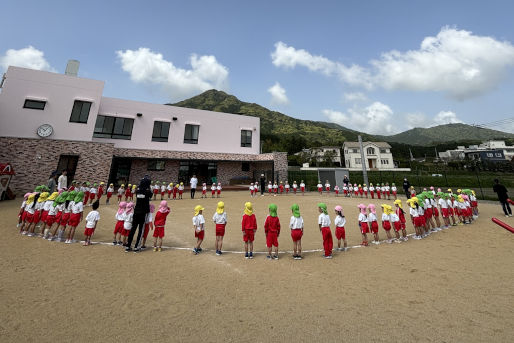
289 203 304 259
193 205 206 254
212 201 227 255
83 200 100 246
317 203 333 258
334 205 347 251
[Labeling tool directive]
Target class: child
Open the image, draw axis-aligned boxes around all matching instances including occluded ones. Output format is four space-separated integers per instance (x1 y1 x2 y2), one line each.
385 182 391 200
89 183 97 205
391 183 397 200
97 182 105 202
242 202 257 259
118 184 125 203
318 203 333 258
20 193 37 234
407 198 423 240
153 201 170 252
368 204 380 244
381 204 394 243
447 193 457 226
173 184 179 200
470 190 479 217
125 184 131 201
334 185 340 196
122 202 134 247
130 184 136 201
358 184 363 198
40 192 58 236
66 191 84 243
83 200 100 246
167 182 174 199
264 203 281 259
27 191 46 236
357 204 369 246
47 192 67 241
142 204 155 249
325 180 330 194
438 192 450 229
84 182 91 205
369 183 375 199
348 184 354 197
42 192 60 239
289 204 304 260
153 181 160 200
106 183 114 204
17 193 31 228
212 201 227 255
317 181 323 195
113 201 126 245
292 181 298 195
54 191 75 240
285 181 290 194
178 182 185 199
201 183 207 198
279 181 284 195
363 184 368 198
160 182 166 201
211 183 217 198
394 199 408 241
192 205 205 254
431 192 442 229
273 182 278 196
343 184 348 197
216 182 222 198
334 205 347 251
300 180 305 195
249 183 255 197
268 181 273 195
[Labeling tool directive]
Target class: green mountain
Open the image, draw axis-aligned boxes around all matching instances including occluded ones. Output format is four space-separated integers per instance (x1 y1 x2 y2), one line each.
170 90 373 154
376 123 514 145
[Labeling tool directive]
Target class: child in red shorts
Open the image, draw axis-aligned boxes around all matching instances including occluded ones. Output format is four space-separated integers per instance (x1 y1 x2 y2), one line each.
289 204 304 259
367 203 380 244
113 201 126 245
334 205 347 251
242 202 257 259
318 203 333 258
212 201 227 255
380 204 394 243
358 204 369 246
66 191 84 244
153 201 170 252
264 203 281 259
394 199 408 241
192 205 205 254
142 203 155 249
83 200 100 246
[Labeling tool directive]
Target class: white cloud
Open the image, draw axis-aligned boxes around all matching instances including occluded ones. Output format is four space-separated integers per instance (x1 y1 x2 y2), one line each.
0 46 54 72
116 47 229 101
433 110 463 125
272 27 514 99
323 102 396 134
343 92 367 102
405 112 428 129
267 82 289 105
405 110 463 129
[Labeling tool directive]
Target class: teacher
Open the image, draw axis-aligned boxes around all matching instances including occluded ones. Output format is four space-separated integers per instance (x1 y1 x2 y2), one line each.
259 174 266 196
126 175 152 253
190 174 198 199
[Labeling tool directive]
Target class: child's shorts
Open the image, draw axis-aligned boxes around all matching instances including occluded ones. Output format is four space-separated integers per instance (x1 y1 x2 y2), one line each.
266 231 279 247
114 220 124 234
121 228 131 236
195 230 205 240
335 226 346 240
84 227 95 236
382 221 391 231
25 212 35 223
153 189 159 195
40 210 49 223
291 229 303 242
45 215 56 226
370 221 379 234
33 210 41 223
433 207 439 217
68 213 81 227
243 229 255 242
215 223 226 236
414 217 424 227
360 222 369 234
60 213 70 226
393 221 402 232
153 226 165 238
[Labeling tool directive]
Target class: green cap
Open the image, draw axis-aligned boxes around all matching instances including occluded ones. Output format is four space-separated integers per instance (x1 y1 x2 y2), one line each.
317 202 327 214
291 203 301 218
268 203 277 217
74 191 84 203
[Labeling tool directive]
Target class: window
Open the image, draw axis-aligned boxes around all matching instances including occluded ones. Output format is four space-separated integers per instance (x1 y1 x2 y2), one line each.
184 124 199 144
352 149 358 153
242 162 250 171
367 147 375 155
241 130 252 147
23 99 46 110
355 158 361 164
147 160 165 171
69 100 92 123
93 115 134 140
380 148 387 153
152 121 170 142
381 159 389 165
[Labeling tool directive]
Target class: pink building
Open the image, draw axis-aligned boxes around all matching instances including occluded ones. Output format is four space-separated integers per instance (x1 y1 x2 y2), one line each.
0 66 287 194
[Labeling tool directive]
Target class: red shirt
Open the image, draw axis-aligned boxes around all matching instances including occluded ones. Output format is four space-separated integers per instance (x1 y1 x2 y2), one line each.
98 186 104 196
396 208 406 223
154 211 169 227
241 214 257 231
264 216 280 234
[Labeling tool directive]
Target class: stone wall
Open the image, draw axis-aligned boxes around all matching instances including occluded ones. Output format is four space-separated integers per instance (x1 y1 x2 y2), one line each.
272 152 288 182
128 160 179 186
1 137 114 194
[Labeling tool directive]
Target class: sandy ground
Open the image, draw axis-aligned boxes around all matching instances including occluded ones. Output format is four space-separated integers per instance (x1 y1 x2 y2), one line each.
1 191 513 342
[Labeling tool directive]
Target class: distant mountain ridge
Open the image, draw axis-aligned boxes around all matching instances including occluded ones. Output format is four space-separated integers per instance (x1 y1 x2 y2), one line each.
170 90 514 149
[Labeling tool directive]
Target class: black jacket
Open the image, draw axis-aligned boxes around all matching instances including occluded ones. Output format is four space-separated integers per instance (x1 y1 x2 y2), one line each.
493 183 509 201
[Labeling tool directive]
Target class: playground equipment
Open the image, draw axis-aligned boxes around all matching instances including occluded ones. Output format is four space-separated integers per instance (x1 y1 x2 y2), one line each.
491 217 514 234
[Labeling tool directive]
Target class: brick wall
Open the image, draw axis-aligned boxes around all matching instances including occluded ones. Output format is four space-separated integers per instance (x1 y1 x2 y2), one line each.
1 137 114 194
128 160 179 186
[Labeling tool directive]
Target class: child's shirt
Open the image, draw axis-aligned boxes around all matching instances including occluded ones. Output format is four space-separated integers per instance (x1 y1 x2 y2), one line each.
285 183 290 189
43 200 53 212
349 186 354 192
85 210 100 229
212 212 227 224
273 184 278 189
160 185 166 192
318 213 331 227
334 215 346 227
115 211 125 221
381 213 390 222
363 186 368 192
289 215 304 229
124 212 134 230
62 202 71 214
55 203 65 214
20 200 26 210
107 187 114 193
391 186 397 192
118 187 124 195
293 183 298 189
438 198 448 208
268 183 273 189
90 187 97 194
216 185 222 191
193 214 206 231
249 185 254 191
154 211 169 227
425 199 432 208
358 213 367 223
446 199 454 208
167 185 173 191
334 185 340 191
369 186 374 192
390 213 399 222
211 185 216 191
145 212 153 224
417 207 425 216
300 182 305 188
179 184 184 190
72 201 83 214
325 183 330 188
317 183 323 189
368 213 377 222
48 204 58 216
264 215 281 234
410 207 419 217
202 185 207 191
241 214 257 231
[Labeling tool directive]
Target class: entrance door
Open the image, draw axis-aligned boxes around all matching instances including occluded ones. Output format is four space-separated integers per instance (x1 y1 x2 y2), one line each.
368 159 373 169
57 155 79 187
108 158 132 187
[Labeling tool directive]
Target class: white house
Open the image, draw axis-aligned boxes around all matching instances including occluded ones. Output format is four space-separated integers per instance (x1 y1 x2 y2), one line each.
343 141 400 171
295 146 341 166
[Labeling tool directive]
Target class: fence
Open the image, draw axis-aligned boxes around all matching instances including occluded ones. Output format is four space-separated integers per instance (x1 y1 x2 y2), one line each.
288 169 514 201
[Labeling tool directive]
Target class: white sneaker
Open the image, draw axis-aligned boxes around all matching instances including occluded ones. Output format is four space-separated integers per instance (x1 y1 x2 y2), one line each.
27 233 33 237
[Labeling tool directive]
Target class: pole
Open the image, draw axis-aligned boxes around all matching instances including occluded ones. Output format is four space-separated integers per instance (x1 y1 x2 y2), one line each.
358 135 369 187
475 164 485 200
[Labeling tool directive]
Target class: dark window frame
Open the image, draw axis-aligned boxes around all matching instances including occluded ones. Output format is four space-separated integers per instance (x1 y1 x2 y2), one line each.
242 162 250 171
147 160 166 171
93 115 134 140
23 99 46 110
184 124 199 144
152 121 170 142
241 130 252 148
69 100 92 123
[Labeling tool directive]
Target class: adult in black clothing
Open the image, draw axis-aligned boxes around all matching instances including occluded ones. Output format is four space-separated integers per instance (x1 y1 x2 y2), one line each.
126 175 153 252
343 175 350 187
402 178 411 198
493 178 512 217
259 174 266 196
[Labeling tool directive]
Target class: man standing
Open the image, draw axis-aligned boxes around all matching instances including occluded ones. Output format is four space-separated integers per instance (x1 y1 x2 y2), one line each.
493 178 512 217
343 175 350 187
57 170 68 191
259 174 266 196
126 176 152 252
190 175 198 199
402 178 411 199
47 171 57 193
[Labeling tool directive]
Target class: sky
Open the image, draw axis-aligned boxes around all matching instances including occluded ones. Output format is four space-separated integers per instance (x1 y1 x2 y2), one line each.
2 0 514 135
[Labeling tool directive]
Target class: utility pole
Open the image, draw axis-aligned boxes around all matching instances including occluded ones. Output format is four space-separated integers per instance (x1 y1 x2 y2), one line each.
358 135 369 186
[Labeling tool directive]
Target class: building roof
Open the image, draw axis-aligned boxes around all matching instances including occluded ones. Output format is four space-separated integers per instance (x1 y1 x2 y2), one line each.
343 141 391 148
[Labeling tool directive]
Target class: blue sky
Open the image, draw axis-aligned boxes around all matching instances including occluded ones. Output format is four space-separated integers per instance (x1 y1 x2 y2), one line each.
2 0 514 134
